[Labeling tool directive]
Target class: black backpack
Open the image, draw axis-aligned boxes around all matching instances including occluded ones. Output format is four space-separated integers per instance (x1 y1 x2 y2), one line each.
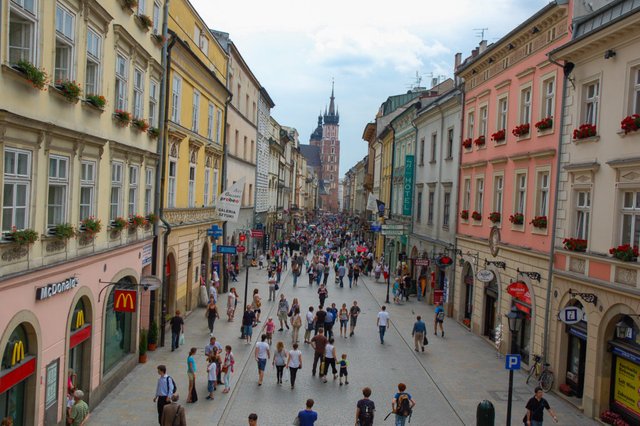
396 393 412 417
359 400 374 424
166 375 177 394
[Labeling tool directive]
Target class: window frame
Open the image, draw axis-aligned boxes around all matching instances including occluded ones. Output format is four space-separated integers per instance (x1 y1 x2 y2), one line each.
8 0 38 65
583 79 600 126
149 79 159 127
497 95 508 132
192 90 200 132
207 103 214 140
574 188 591 240
128 165 139 216
463 177 471 211
478 105 488 137
541 76 555 120
466 110 475 140
47 154 69 228
144 167 153 214
632 67 640 115
493 173 504 217
443 191 451 229
85 27 102 96
132 67 144 119
620 190 640 247
171 75 182 123
430 132 437 163
79 160 96 220
535 169 550 218
2 148 32 232
520 85 532 125
514 171 528 216
110 162 123 220
446 128 454 159
54 3 76 82
168 156 177 209
115 53 129 111
427 189 435 225
475 177 484 216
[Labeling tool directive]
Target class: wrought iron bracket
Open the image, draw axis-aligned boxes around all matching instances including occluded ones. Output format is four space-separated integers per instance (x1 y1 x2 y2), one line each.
485 259 506 270
517 268 541 282
568 288 598 306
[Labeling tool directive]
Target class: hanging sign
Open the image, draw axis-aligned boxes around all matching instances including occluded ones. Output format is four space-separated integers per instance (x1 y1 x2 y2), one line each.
507 281 531 304
414 259 430 267
558 306 585 325
436 255 453 268
476 269 495 283
402 155 415 216
216 177 245 222
113 289 137 313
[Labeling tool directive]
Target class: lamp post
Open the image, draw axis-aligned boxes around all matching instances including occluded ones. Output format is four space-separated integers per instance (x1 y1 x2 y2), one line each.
240 232 251 339
505 306 523 426
385 239 394 304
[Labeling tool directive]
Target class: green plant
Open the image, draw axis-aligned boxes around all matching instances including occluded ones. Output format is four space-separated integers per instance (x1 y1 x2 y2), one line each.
7 227 39 245
123 0 138 8
14 60 49 90
147 213 158 223
81 216 102 235
530 215 548 229
55 80 82 101
113 110 132 126
509 213 524 225
132 118 150 132
53 223 75 240
563 238 587 252
111 217 128 231
137 14 153 29
139 329 148 355
86 94 106 109
489 212 501 223
130 214 147 228
148 127 160 138
609 244 639 262
148 321 158 345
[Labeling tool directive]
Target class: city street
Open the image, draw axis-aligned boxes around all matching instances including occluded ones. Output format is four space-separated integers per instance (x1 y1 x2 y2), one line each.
89 262 597 426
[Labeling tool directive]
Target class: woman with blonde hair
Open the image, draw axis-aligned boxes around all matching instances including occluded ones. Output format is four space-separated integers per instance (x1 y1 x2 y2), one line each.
272 341 288 385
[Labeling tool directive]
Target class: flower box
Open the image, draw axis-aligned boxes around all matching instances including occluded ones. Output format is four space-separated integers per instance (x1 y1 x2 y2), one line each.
85 94 106 109
509 213 524 225
135 14 153 31
132 118 150 132
535 117 553 131
120 0 138 10
462 138 473 149
609 244 639 262
113 110 132 127
54 80 82 102
530 215 547 229
110 217 128 232
573 124 597 140
80 217 102 236
489 211 501 223
52 223 75 240
473 135 486 147
563 238 587 252
151 33 167 46
621 114 640 134
148 127 160 138
512 123 530 137
12 60 48 90
147 213 158 223
471 211 482 221
6 227 39 245
129 214 148 228
460 210 469 220
491 129 505 142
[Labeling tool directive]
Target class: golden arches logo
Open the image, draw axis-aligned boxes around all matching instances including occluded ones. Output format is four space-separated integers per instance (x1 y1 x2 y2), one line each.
114 290 136 312
11 341 25 366
75 310 85 329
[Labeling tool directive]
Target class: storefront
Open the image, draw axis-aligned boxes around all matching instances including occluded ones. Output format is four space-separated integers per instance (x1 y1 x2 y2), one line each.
68 298 92 398
103 279 135 375
483 277 499 341
462 263 474 327
507 281 532 364
565 315 587 399
608 316 640 425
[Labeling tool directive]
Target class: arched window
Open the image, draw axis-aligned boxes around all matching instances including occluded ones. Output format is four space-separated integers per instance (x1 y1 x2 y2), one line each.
1 324 33 425
103 279 134 374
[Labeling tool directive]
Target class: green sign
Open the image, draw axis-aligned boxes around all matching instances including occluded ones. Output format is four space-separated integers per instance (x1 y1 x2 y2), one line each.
403 155 414 216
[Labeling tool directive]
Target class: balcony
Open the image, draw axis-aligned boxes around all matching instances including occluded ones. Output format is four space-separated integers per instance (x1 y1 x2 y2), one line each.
554 248 640 290
163 207 218 226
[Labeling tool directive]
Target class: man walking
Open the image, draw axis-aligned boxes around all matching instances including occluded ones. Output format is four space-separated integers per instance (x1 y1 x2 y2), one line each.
169 310 184 351
297 399 318 426
355 387 375 426
310 328 328 377
434 302 445 337
525 387 558 425
349 301 361 337
376 305 390 344
254 334 270 386
412 315 427 352
154 365 175 425
67 390 89 426
337 262 346 288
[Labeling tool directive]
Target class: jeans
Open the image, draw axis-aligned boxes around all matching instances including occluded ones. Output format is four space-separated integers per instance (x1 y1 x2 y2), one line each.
531 422 543 426
293 274 298 287
207 315 216 333
316 273 322 285
348 276 353 288
339 276 344 287
379 325 387 343
289 367 299 386
223 371 232 389
395 414 408 426
312 352 323 375
269 286 276 301
323 357 337 376
171 331 180 350
275 365 285 382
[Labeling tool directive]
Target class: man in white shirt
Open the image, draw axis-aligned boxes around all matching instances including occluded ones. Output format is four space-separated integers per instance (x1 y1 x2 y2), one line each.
209 284 218 304
376 306 390 344
254 334 270 385
304 306 315 344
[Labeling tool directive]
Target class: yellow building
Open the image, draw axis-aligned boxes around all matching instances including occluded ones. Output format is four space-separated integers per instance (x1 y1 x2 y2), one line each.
163 0 229 315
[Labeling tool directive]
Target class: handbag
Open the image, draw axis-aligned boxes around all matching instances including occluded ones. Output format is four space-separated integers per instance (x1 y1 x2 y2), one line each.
292 415 300 426
423 335 429 345
275 283 280 291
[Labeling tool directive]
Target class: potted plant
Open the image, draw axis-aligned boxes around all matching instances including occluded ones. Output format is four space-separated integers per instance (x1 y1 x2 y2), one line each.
573 124 597 140
563 238 587 252
535 117 553 131
471 211 482 221
6 227 39 245
12 60 49 90
489 211 501 223
609 244 639 262
462 138 473 149
113 110 132 127
122 0 138 10
85 94 106 109
80 216 102 236
111 217 128 232
53 223 75 240
148 321 158 351
151 33 167 45
148 127 160 138
621 114 640 134
130 214 147 229
147 213 158 224
509 213 524 225
136 14 153 30
139 329 148 363
132 118 150 132
54 80 82 102
460 210 469 220
473 135 486 147
530 215 547 229
512 123 530 137
491 129 505 142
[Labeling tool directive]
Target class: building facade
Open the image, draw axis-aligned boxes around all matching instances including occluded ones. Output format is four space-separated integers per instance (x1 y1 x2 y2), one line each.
255 88 274 237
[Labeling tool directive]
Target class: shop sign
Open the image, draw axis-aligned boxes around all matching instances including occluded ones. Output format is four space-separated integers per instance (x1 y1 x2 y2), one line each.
141 243 152 267
36 277 78 301
507 281 531 304
476 269 495 283
11 341 25 366
402 155 414 216
436 255 453 268
558 306 585 325
414 259 430 266
568 326 587 340
613 356 640 417
113 289 136 313
613 346 640 364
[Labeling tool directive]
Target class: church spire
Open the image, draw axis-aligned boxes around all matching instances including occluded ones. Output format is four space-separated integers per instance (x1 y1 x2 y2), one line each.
328 80 335 115
323 80 339 125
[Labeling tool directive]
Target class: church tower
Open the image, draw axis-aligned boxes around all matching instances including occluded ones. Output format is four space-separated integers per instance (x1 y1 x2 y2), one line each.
320 82 340 211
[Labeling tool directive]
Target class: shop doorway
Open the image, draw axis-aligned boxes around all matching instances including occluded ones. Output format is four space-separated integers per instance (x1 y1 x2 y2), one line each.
607 314 640 424
186 250 193 311
462 263 473 327
68 298 92 402
483 278 499 341
166 253 177 315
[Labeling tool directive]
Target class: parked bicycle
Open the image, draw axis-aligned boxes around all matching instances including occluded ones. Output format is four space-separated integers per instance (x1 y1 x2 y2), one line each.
526 354 554 391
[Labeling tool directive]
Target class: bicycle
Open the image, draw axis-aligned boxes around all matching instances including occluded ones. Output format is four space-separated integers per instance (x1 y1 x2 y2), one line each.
526 354 554 392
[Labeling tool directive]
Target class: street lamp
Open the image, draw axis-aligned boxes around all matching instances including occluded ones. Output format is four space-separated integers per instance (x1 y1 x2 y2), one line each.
504 305 523 426
239 232 252 339
385 239 394 304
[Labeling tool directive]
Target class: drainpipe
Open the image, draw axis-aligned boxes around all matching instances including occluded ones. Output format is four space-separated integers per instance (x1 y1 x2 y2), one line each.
220 90 232 293
453 88 465 320
154 0 174 348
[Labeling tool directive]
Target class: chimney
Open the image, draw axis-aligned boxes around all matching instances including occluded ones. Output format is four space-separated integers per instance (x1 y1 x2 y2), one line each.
455 52 462 69
472 47 479 58
479 40 488 54
431 78 438 88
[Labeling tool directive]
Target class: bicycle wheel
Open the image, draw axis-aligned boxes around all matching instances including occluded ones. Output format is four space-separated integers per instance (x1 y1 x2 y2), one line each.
540 370 554 392
526 364 536 384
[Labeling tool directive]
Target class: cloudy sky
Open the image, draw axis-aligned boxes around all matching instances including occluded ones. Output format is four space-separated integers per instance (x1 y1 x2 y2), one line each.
192 0 550 176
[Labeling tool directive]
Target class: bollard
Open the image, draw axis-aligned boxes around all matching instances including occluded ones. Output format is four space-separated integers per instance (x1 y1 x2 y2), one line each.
476 400 495 426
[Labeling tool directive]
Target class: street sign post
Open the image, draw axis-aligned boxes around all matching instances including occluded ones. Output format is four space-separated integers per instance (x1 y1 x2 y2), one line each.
558 306 585 325
505 354 521 426
216 245 237 255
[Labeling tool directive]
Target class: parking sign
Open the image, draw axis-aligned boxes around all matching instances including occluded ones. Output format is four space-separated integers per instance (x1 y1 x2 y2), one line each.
505 354 521 370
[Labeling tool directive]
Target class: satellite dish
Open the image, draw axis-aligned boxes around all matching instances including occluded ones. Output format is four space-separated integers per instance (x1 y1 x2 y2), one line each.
140 275 161 291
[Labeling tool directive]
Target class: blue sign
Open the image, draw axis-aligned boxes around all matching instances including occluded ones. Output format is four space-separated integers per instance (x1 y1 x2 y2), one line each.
256 223 264 230
505 354 521 370
207 229 217 237
370 223 382 232
216 245 237 255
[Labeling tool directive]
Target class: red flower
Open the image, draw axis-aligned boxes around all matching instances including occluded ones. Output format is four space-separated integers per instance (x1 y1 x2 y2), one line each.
535 117 553 131
491 129 505 142
512 123 530 137
473 135 486 146
460 210 469 220
471 211 482 220
573 124 597 140
462 138 473 149
621 114 640 134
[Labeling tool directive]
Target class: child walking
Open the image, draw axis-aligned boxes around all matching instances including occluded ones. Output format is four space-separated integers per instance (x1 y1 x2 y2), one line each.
265 317 276 345
206 354 217 400
339 353 349 385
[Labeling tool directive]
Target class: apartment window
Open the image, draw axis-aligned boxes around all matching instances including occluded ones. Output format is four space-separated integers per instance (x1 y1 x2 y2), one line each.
463 178 471 210
621 191 640 247
198 30 208 54
204 166 211 206
215 109 222 143
138 0 146 15
419 138 425 165
244 136 248 159
145 168 153 214
85 28 101 95
493 175 503 215
55 4 75 82
583 81 599 125
479 106 487 136
248 184 253 205
110 162 123 220
427 191 435 225
128 166 139 216
525 42 532 56
520 87 531 124
8 0 38 64
115 54 128 110
188 154 196 207
245 94 249 117
498 97 508 131
149 79 159 127
575 190 590 240
234 130 239 154
2 148 31 232
79 161 95 220
207 103 214 140
192 90 200 132
443 192 451 228
167 159 177 208
633 68 640 114
416 191 423 223
515 173 527 214
467 111 475 139
430 133 437 162
152 1 161 34
542 78 555 119
251 140 255 163
547 27 556 42
536 171 549 217
252 102 257 122
502 57 509 70
475 178 484 215
237 84 242 110
171 75 182 123
446 128 454 158
48 155 68 227
133 68 144 119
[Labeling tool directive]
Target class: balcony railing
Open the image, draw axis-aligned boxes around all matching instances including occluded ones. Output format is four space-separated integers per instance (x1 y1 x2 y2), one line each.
163 207 218 226
555 248 640 289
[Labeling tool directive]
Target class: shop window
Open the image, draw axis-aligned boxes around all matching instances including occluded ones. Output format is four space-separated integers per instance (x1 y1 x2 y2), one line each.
103 284 133 374
2 148 32 232
8 0 38 64
1 324 31 426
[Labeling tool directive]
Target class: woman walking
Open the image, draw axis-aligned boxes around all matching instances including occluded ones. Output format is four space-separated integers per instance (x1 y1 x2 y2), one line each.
291 307 302 345
205 296 219 335
221 345 235 393
338 303 349 338
252 289 262 323
286 343 303 389
322 338 337 383
186 347 198 403
318 284 328 307
272 341 288 384
353 264 360 286
277 294 290 331
227 287 238 321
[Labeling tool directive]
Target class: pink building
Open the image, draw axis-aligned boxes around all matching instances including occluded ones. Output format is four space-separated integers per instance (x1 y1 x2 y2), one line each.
453 1 572 365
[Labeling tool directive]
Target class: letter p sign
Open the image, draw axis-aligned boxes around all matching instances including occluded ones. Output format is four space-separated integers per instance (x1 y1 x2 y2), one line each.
505 354 521 370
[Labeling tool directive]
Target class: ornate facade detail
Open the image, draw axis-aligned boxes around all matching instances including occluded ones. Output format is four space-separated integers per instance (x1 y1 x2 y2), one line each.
45 239 67 253
1 245 29 262
615 266 637 287
569 257 586 274
164 207 218 226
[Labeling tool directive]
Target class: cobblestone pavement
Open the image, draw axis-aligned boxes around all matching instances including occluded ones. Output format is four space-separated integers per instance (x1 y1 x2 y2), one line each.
89 257 597 426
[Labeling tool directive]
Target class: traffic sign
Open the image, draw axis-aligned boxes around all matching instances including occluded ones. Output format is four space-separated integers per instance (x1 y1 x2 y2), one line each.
251 229 264 238
558 306 585 325
381 229 405 236
236 245 246 253
370 223 382 232
505 354 521 370
216 245 237 255
381 224 406 230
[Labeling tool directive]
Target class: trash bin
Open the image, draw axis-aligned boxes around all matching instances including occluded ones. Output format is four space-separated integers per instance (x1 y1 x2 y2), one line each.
476 400 495 426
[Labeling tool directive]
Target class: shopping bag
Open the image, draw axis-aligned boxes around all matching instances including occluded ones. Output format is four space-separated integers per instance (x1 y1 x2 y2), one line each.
179 333 185 346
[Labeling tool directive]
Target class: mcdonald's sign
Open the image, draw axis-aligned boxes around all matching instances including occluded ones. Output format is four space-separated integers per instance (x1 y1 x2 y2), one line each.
11 341 25 367
75 310 85 329
113 290 136 313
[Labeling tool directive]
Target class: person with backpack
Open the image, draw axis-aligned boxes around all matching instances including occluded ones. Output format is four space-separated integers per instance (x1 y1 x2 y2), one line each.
154 365 176 425
434 302 445 337
355 387 375 426
291 307 303 345
392 383 415 426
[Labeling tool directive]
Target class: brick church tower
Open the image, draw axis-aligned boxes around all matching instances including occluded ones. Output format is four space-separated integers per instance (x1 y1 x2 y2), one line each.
310 83 340 211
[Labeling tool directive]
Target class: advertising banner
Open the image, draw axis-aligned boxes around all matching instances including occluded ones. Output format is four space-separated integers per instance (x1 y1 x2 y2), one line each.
113 290 136 313
217 177 245 222
403 155 414 216
613 356 640 418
